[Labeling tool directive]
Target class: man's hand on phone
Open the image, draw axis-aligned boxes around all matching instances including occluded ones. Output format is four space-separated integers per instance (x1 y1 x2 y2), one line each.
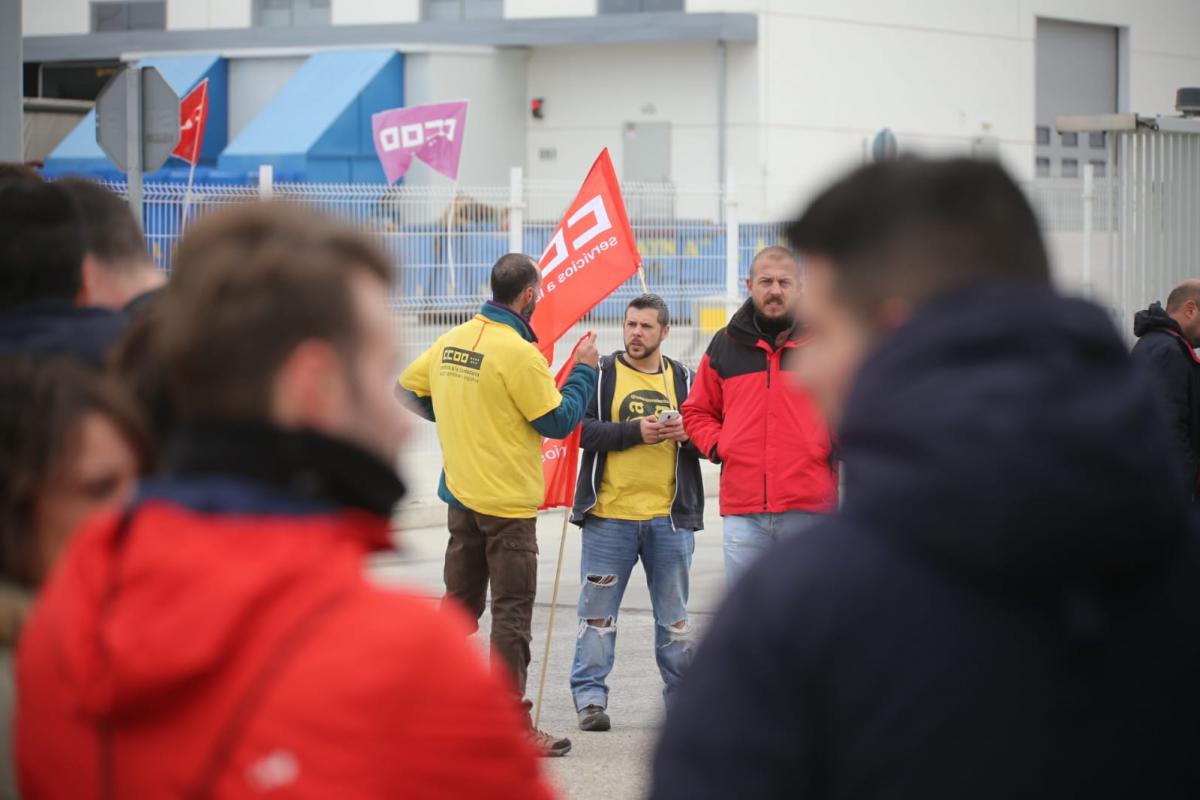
640 417 665 444
660 416 689 443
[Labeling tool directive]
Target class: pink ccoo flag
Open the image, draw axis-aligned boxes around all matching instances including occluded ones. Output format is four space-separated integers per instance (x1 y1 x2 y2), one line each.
372 100 468 183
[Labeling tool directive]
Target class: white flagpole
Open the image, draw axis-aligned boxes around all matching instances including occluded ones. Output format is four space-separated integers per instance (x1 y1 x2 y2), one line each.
180 80 206 227
533 506 571 730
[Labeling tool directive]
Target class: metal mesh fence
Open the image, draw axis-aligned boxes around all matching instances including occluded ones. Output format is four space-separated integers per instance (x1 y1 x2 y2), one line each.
106 175 1118 367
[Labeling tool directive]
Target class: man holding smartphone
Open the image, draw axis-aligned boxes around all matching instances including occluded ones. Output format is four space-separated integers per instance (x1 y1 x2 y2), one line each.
567 294 705 732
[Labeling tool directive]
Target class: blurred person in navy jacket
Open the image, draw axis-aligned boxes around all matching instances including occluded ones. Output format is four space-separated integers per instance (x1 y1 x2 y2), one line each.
652 158 1200 799
0 179 125 369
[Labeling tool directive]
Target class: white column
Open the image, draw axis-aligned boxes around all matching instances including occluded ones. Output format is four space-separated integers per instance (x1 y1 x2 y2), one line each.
258 163 274 200
724 168 739 314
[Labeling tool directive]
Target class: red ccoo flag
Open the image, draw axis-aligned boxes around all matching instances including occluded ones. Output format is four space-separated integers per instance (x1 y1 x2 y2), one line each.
539 334 590 510
172 79 210 166
530 149 640 364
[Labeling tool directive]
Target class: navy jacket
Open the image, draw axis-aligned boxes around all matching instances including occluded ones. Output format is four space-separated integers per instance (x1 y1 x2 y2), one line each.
652 286 1200 799
571 353 705 531
0 299 125 369
1130 301 1200 494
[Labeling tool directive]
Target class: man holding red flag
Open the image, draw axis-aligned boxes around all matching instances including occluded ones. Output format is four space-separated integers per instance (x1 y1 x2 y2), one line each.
397 253 598 758
566 294 705 733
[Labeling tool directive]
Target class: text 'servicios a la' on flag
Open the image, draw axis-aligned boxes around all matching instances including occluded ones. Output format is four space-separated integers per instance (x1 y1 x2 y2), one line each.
172 79 209 166
540 334 590 510
372 100 468 183
530 149 641 365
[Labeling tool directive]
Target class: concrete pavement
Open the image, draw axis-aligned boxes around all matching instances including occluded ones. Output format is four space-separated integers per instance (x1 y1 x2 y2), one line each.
369 504 729 800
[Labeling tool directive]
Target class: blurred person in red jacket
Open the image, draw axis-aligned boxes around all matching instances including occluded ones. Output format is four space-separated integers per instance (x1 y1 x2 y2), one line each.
0 354 151 798
16 203 553 799
682 247 838 587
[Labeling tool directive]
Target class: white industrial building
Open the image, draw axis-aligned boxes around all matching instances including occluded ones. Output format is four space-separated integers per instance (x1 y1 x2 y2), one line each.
18 1 1200 218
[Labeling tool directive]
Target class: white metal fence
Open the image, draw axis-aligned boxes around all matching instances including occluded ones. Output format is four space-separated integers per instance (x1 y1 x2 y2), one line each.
109 165 1174 367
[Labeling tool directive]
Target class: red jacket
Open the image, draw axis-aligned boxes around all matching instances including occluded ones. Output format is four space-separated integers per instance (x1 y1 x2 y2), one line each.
682 300 837 516
17 424 552 800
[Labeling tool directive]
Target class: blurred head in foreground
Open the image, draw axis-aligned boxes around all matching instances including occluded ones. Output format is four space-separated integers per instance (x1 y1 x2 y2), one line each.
0 355 150 591
787 157 1050 427
156 201 408 465
56 178 165 312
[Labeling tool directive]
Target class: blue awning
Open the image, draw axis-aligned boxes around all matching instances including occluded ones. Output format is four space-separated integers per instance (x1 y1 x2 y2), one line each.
42 54 228 181
218 50 404 183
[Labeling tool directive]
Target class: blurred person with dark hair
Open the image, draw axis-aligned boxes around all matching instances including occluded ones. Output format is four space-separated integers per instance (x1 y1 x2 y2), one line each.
0 354 149 799
567 294 703 732
399 253 599 758
0 179 125 368
56 178 165 315
0 163 41 187
652 158 1200 799
17 203 553 798
107 308 174 464
682 246 837 587
1131 280 1200 500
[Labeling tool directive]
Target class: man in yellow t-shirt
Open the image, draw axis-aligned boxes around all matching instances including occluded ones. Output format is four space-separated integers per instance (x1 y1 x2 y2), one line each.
398 253 597 758
566 294 706 732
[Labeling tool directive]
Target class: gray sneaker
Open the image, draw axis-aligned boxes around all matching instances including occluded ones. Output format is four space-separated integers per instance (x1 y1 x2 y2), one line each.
577 705 611 732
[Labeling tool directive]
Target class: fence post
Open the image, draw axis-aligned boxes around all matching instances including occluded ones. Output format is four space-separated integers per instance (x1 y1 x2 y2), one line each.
258 164 274 200
1082 162 1094 294
724 168 740 314
508 166 524 255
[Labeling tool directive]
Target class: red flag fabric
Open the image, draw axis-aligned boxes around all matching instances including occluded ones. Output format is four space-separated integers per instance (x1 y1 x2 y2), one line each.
539 334 589 510
172 79 209 166
530 149 640 364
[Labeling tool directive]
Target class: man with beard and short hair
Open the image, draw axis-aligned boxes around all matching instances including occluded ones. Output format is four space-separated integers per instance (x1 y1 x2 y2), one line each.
1131 280 1200 500
681 247 837 587
652 158 1200 800
567 293 704 732
398 252 599 757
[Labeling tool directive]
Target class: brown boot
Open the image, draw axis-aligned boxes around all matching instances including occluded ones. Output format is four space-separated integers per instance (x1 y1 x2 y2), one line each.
530 728 572 757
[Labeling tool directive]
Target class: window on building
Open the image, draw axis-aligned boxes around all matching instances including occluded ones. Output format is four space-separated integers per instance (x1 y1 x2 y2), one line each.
1036 157 1051 178
1034 18 1120 179
1036 126 1050 146
1062 158 1079 178
256 0 331 27
1089 160 1106 177
1089 131 1106 148
90 1 165 32
422 0 503 21
599 0 685 12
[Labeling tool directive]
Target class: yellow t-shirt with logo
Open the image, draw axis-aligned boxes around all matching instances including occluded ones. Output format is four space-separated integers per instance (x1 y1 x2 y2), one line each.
399 314 562 519
593 356 678 521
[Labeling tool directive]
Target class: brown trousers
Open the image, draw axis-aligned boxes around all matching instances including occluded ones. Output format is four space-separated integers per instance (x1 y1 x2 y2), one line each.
444 507 539 702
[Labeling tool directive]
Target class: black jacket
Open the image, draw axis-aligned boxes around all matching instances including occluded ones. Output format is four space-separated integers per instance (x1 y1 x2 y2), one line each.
0 299 125 369
652 286 1200 799
1130 301 1200 493
570 353 705 531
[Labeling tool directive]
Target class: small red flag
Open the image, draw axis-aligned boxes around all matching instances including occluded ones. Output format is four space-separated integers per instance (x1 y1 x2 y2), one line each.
539 334 589 510
531 149 640 364
172 79 209 166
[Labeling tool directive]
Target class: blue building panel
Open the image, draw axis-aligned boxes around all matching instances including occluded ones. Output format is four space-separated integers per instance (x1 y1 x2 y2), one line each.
218 50 403 183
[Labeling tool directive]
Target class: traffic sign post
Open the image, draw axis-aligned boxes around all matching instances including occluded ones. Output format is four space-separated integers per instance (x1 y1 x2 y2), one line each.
95 64 180 227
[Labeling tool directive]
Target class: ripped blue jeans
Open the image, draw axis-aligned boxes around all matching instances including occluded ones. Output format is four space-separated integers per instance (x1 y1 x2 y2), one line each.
570 515 695 712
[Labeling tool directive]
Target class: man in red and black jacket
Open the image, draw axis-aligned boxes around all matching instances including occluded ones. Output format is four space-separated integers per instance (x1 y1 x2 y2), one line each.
682 246 837 586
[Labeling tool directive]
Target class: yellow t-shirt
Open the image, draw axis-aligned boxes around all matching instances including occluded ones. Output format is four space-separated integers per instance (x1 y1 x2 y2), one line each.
399 314 562 519
593 356 678 521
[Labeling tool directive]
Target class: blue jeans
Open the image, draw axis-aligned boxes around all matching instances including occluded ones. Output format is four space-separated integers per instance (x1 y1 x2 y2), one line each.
723 510 823 587
570 515 695 711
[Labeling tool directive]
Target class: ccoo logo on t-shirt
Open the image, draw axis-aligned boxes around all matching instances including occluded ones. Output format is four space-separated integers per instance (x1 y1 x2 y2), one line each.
618 389 672 422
